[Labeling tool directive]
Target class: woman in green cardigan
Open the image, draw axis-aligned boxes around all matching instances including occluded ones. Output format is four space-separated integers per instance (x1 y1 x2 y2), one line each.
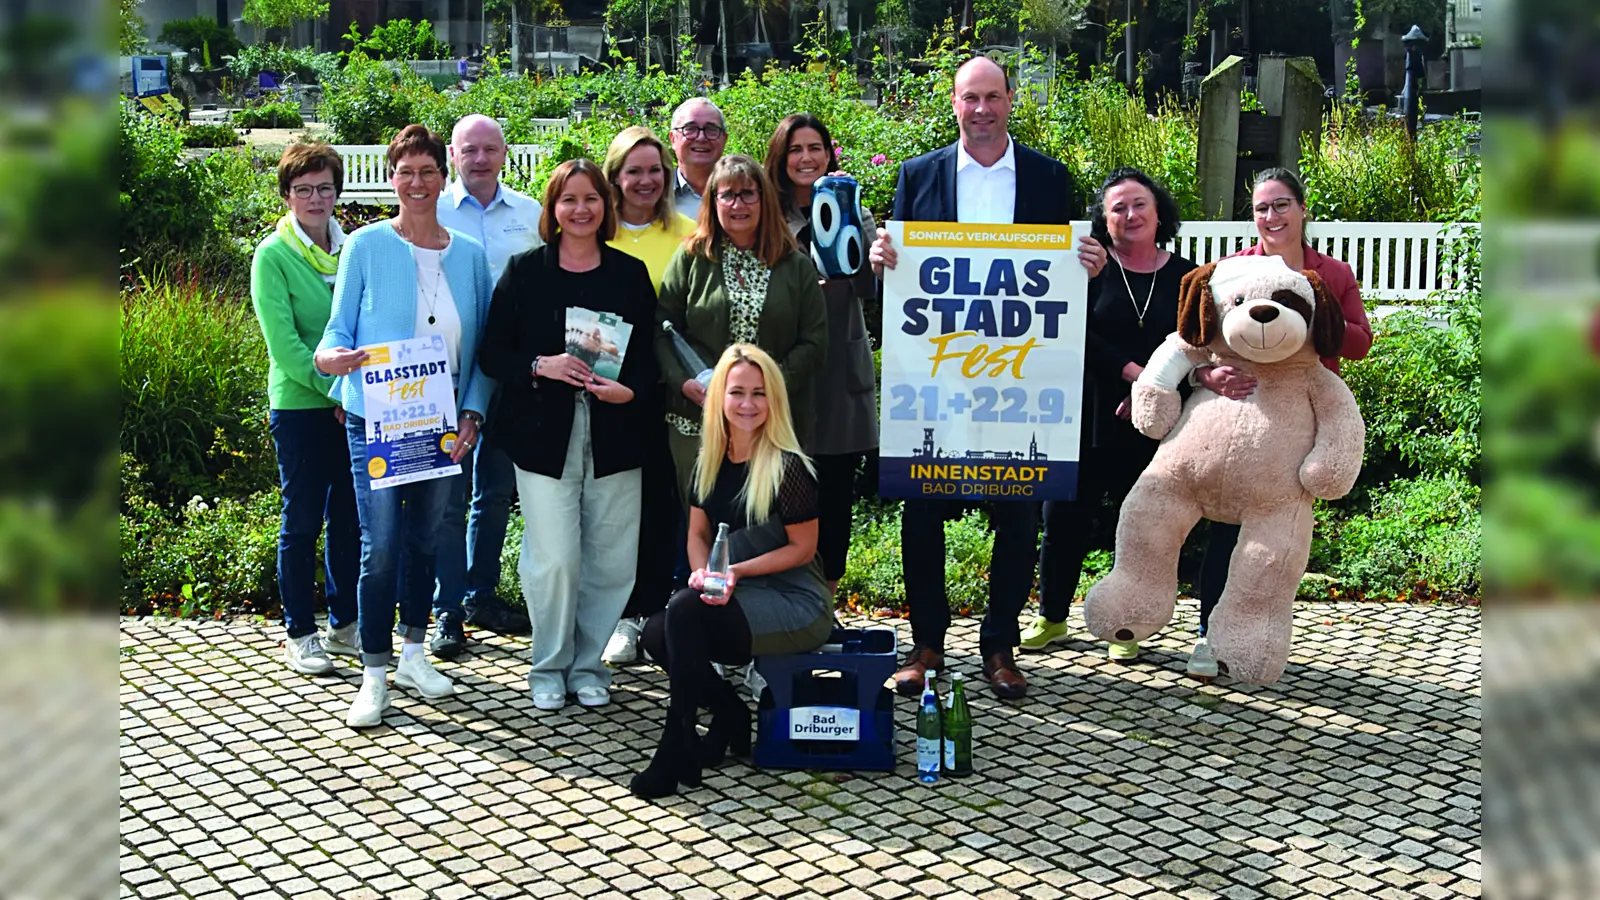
249 142 360 677
655 154 828 505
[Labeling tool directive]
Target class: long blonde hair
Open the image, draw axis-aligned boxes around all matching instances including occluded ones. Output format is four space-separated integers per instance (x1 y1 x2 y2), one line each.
694 344 813 523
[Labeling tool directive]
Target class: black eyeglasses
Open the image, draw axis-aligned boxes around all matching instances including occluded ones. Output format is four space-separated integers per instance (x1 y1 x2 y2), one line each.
290 184 339 199
1253 197 1296 216
715 188 760 206
675 123 726 140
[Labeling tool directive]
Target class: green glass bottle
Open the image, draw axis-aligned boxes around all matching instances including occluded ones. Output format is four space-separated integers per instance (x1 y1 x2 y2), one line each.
942 672 973 777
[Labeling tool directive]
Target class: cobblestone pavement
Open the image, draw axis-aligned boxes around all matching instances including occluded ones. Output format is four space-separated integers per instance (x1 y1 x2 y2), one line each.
120 602 1480 900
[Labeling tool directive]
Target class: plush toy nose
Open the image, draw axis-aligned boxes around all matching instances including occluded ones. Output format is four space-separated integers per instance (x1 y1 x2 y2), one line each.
1249 305 1280 323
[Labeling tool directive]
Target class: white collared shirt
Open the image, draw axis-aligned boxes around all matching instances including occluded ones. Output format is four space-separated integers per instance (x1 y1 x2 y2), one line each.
290 215 346 284
437 180 545 286
673 168 705 222
955 138 1017 225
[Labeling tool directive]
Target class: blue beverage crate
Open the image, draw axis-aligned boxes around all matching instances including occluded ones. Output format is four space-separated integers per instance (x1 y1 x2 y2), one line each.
753 627 898 772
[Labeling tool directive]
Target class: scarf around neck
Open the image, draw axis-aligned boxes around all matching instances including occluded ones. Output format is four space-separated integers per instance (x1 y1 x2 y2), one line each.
277 214 345 278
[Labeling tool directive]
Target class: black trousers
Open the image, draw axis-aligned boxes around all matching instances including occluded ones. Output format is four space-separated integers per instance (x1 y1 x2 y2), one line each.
622 425 679 621
640 588 753 720
901 498 1039 658
814 452 866 583
1037 445 1157 623
1197 521 1239 636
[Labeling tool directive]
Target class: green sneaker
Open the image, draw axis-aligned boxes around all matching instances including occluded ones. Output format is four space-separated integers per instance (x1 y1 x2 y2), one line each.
1107 640 1141 662
1019 616 1072 651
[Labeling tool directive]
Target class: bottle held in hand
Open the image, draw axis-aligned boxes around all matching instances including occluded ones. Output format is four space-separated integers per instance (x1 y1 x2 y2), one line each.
703 522 731 598
663 321 715 389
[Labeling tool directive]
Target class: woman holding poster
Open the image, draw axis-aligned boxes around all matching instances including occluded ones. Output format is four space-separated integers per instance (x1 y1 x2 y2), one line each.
654 155 829 508
1025 168 1197 661
478 159 658 712
630 344 832 801
765 113 879 600
314 125 495 728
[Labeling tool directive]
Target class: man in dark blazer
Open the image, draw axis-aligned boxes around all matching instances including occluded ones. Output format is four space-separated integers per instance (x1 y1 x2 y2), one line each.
870 54 1106 700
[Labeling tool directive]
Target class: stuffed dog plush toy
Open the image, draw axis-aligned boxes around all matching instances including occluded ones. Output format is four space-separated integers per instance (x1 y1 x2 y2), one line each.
1082 255 1365 685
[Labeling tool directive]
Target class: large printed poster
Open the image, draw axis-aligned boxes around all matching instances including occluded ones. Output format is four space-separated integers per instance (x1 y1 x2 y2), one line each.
359 335 462 490
879 221 1089 501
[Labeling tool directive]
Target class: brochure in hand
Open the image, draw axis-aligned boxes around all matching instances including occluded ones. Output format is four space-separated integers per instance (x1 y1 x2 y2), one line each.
565 307 633 380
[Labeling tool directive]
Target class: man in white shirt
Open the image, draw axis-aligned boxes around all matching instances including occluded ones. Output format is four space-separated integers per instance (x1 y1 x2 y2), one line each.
430 114 544 657
868 55 1107 700
668 98 727 221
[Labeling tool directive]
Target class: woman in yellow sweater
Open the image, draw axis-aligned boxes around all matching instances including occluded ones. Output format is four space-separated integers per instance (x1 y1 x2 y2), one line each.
601 126 698 665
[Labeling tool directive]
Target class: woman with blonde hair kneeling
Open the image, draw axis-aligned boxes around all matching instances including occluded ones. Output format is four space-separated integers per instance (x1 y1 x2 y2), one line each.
630 344 832 800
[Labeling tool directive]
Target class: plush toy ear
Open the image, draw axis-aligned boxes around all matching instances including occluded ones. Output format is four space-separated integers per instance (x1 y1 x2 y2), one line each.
1304 269 1346 359
1177 263 1220 346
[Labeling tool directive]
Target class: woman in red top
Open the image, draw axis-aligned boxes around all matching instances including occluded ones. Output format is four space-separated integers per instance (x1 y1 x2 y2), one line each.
1184 167 1373 681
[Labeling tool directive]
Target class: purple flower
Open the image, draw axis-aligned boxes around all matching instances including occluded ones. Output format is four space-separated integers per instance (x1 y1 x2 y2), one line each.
871 153 887 165
833 146 843 159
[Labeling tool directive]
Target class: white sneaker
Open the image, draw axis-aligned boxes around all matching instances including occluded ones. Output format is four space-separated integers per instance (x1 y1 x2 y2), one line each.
284 633 334 675
1186 638 1219 681
346 675 391 728
742 662 767 699
532 691 566 710
395 651 454 699
575 686 609 707
602 618 644 666
322 623 361 658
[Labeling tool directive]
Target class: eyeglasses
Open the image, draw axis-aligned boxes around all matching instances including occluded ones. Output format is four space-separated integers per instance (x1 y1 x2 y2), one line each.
1253 197 1297 216
393 167 443 182
675 123 726 140
289 183 339 199
716 188 760 206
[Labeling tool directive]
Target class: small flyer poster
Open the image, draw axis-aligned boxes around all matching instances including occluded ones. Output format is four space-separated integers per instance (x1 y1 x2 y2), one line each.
358 335 461 490
565 307 633 380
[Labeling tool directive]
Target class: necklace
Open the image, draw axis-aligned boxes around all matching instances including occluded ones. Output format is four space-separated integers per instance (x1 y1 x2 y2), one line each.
1111 249 1159 329
418 253 445 326
393 218 447 249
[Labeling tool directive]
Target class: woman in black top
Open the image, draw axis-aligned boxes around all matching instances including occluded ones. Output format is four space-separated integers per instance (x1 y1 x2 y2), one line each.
478 159 659 711
630 344 833 801
1024 168 1198 660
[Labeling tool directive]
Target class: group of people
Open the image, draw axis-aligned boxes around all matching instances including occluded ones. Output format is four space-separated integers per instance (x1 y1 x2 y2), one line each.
250 54 1371 800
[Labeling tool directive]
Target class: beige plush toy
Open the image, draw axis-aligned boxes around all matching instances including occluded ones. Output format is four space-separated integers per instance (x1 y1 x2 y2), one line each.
1081 255 1365 685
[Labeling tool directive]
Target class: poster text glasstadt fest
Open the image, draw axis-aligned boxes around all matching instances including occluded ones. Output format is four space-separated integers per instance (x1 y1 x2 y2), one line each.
879 222 1089 501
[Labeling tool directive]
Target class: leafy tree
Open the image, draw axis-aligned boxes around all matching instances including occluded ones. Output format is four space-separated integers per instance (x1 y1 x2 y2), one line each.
241 0 330 33
119 0 148 54
157 16 243 62
343 19 452 60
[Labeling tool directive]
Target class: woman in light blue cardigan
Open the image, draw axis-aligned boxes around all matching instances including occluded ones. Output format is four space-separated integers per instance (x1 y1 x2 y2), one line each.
315 125 496 729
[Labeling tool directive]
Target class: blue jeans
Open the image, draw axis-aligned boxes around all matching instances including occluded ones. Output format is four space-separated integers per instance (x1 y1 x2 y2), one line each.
345 414 453 667
434 428 517 616
269 408 359 639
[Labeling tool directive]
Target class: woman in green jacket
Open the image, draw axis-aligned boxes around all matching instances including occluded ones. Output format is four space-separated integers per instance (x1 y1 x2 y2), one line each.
250 142 360 677
655 154 828 504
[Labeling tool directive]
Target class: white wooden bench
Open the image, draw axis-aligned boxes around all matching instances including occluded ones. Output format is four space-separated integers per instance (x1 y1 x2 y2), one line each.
333 142 554 205
1172 220 1480 302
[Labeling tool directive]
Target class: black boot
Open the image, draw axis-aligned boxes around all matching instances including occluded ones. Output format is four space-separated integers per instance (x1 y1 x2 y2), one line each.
700 675 752 767
629 714 701 800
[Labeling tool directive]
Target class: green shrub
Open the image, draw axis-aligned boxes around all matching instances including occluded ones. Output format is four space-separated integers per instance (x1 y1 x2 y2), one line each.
157 16 242 62
417 71 575 141
121 455 279 614
1300 104 1477 223
319 52 437 143
232 98 304 129
226 43 341 83
345 18 452 61
1319 473 1481 600
120 277 275 506
181 123 242 148
119 106 220 270
838 502 996 614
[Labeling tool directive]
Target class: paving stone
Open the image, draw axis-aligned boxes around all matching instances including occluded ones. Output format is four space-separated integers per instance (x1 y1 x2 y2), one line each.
118 607 1481 900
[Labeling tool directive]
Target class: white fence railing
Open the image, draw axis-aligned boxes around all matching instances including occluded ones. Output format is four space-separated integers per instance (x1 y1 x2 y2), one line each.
1174 220 1479 302
334 137 563 205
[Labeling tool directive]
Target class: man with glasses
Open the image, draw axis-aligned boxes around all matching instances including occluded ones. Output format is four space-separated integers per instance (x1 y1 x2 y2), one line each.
429 114 544 658
668 98 728 220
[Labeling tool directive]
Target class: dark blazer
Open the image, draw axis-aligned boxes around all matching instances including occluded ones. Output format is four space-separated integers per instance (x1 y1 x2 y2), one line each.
479 242 659 480
891 140 1076 225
